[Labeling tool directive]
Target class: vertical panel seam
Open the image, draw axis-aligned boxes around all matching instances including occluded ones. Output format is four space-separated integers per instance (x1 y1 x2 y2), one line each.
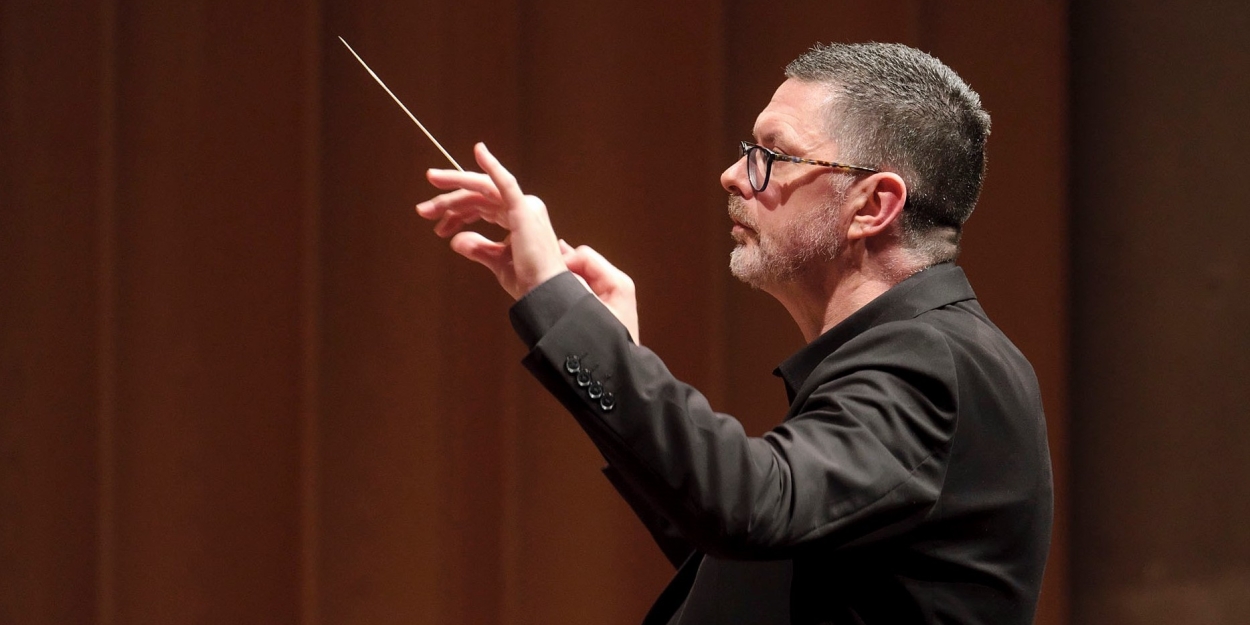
498 4 523 624
300 3 324 625
705 0 730 405
95 0 119 622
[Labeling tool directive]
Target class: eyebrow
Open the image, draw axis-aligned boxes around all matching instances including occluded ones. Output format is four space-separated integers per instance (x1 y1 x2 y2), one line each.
754 129 782 145
754 129 800 153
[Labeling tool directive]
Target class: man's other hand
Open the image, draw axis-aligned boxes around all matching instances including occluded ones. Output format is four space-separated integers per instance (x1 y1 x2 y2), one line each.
560 241 640 345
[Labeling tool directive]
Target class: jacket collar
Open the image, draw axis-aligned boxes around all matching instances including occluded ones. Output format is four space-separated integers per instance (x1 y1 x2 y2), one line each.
773 262 977 402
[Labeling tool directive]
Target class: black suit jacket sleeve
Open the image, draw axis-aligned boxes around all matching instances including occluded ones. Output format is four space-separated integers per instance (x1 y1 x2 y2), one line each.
512 273 694 566
511 272 960 560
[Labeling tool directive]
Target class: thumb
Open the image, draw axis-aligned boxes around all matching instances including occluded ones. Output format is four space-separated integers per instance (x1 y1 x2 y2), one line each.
450 231 510 273
561 243 640 344
562 244 633 297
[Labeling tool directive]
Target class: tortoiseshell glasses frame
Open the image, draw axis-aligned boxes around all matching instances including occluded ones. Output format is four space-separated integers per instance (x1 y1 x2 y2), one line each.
739 140 879 193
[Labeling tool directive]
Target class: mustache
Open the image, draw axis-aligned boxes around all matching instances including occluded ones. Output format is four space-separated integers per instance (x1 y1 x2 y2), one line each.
727 196 754 229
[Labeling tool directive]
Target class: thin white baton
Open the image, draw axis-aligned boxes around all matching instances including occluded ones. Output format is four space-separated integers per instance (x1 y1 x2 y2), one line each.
338 36 464 171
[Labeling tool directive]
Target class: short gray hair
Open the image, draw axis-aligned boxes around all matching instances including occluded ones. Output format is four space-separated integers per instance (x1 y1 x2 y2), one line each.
785 42 990 263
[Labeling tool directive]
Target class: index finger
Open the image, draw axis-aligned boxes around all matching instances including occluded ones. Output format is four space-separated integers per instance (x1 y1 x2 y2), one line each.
426 168 502 202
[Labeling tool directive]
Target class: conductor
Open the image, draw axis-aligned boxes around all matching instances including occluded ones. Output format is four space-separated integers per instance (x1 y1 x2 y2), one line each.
415 42 1053 625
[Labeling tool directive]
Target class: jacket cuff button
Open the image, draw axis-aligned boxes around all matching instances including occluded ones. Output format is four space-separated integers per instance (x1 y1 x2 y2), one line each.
576 370 593 387
599 393 616 412
588 382 604 399
564 355 581 374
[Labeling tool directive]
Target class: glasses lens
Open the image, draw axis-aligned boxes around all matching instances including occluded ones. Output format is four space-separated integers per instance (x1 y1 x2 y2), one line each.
745 145 767 191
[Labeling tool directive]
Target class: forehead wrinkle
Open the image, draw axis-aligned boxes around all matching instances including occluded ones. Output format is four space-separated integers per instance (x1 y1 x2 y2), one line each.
754 79 841 155
751 123 782 144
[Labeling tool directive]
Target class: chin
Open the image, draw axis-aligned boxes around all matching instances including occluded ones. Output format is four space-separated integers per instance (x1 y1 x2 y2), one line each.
729 248 769 290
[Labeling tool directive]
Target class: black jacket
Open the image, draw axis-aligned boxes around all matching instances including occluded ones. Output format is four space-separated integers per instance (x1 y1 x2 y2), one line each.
510 263 1052 624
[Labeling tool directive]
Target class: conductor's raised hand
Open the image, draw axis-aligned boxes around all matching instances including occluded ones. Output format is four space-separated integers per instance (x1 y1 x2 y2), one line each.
415 143 565 300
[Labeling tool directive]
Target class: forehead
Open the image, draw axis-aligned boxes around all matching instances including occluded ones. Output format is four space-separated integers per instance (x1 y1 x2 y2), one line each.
752 78 836 149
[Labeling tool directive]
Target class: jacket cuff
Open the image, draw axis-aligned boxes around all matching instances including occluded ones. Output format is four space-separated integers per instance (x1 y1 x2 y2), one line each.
508 271 591 348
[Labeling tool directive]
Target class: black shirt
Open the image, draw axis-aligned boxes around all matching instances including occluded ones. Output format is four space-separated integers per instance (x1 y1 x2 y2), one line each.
510 263 1052 624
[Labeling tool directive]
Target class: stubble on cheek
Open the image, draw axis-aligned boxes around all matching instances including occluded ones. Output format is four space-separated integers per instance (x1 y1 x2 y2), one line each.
725 186 847 289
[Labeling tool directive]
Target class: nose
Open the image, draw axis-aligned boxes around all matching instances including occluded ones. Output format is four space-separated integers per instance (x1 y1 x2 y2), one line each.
721 154 751 198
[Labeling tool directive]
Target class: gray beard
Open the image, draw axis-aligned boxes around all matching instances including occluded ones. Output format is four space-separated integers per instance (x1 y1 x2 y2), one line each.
727 194 845 290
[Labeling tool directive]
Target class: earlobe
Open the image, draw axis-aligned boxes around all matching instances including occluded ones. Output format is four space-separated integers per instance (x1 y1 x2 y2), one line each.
848 173 907 240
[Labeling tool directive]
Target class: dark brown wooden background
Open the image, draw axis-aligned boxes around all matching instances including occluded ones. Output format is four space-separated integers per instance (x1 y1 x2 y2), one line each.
23 0 1244 623
1069 1 1250 624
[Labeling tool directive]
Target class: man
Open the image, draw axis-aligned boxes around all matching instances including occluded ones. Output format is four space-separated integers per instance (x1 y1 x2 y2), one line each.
416 42 1052 625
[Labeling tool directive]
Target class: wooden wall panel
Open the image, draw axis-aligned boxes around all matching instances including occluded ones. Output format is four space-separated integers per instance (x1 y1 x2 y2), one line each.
318 9 458 624
1 2 1071 624
0 2 105 624
318 1 522 623
1071 1 1250 623
108 1 311 622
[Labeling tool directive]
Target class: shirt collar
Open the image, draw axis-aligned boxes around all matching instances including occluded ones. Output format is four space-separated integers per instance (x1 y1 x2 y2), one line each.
773 263 977 402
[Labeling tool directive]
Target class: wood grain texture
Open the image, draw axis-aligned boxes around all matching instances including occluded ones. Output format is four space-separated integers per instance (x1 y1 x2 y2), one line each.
0 3 106 624
1 2 1071 623
1072 1 1250 623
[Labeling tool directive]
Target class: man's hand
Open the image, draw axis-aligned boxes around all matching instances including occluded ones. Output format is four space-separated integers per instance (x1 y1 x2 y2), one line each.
416 142 565 300
415 142 641 343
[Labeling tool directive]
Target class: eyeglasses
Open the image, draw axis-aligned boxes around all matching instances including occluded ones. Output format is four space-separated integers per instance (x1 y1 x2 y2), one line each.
738 141 878 193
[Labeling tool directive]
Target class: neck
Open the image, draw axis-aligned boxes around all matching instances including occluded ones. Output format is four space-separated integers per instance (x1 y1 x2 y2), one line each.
767 250 924 343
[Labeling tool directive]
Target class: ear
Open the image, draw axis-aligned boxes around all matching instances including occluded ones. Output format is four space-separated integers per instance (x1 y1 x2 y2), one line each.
846 172 907 241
